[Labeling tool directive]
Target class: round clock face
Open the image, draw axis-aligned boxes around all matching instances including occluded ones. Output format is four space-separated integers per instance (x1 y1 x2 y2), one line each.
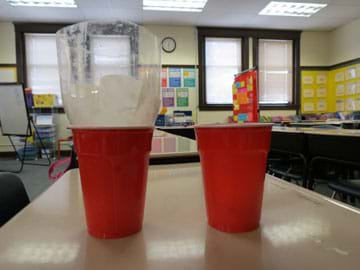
162 37 176 53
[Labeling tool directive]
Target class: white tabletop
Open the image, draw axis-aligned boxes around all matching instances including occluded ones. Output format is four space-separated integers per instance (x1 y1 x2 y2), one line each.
0 163 360 270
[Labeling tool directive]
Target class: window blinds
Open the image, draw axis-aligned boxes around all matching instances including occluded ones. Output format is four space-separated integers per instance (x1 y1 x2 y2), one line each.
205 37 242 104
258 39 293 104
25 33 62 104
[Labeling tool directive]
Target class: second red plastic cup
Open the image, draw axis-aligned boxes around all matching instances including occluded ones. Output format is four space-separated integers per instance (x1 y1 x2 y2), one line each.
195 123 272 233
72 127 153 239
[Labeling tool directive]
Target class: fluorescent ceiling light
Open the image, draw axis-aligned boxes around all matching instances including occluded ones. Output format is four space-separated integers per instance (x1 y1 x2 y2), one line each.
6 0 77 8
143 0 208 12
259 1 327 17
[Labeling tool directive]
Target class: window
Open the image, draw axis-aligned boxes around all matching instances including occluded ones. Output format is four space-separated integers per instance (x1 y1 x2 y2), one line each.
198 27 300 111
25 33 62 104
205 37 242 104
90 35 132 82
258 39 293 105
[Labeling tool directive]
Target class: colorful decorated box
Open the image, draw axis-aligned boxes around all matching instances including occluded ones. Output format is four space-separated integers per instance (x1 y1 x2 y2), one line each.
232 69 259 123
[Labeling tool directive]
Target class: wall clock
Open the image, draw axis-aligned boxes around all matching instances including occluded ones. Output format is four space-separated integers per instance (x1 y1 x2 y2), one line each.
161 37 176 53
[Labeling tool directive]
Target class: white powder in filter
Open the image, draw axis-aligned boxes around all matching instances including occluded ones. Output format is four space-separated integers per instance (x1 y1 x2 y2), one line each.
65 74 160 126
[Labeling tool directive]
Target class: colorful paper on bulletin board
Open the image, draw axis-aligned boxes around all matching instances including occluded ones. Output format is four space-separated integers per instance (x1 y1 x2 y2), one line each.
336 99 345 111
183 68 196 87
317 99 327 111
316 87 327 98
232 70 258 123
33 94 55 108
346 83 356 95
302 75 314 85
303 102 315 112
161 68 167 87
0 67 17 83
316 74 327 84
303 89 314 98
169 68 181 87
176 88 189 107
162 87 175 107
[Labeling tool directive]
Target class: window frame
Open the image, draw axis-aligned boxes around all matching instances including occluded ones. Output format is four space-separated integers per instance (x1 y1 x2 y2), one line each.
198 27 301 111
14 23 70 111
198 27 249 111
253 34 300 110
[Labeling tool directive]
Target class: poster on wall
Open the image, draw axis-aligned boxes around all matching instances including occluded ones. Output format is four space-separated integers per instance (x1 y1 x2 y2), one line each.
183 68 196 87
336 85 345 96
316 87 327 97
346 67 357 80
169 68 181 87
316 74 327 84
303 89 314 98
161 68 168 87
303 102 315 112
335 72 345 82
162 87 175 107
302 75 314 85
346 98 356 111
346 83 356 95
336 99 345 111
0 67 17 83
317 100 327 111
176 88 189 107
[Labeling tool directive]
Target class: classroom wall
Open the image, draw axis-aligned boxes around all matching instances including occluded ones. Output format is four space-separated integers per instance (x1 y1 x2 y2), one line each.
328 17 360 65
300 31 330 66
0 22 16 64
0 22 346 148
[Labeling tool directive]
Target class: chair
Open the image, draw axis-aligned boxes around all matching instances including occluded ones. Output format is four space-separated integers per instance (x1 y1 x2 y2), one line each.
328 179 360 203
0 173 30 226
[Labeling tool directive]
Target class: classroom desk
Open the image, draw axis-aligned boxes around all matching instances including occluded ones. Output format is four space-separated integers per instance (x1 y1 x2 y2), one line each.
1 163 360 270
272 127 360 188
271 127 360 163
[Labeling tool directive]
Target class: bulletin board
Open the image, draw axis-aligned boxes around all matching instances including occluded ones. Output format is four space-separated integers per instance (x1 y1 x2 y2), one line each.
301 71 330 113
232 69 259 123
330 65 360 112
0 65 17 83
160 66 197 120
301 64 360 113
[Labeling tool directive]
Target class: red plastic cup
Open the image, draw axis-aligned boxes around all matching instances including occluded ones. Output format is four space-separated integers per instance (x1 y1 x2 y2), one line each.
71 127 154 239
195 123 272 233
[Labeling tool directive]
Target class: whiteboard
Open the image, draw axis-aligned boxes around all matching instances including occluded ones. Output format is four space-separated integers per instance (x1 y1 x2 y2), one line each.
0 84 29 136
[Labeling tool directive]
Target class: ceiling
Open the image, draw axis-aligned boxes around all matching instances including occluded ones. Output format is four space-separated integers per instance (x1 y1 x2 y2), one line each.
1 0 360 31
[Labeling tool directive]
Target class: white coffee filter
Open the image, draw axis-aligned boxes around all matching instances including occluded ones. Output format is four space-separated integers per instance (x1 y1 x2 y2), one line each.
56 21 161 127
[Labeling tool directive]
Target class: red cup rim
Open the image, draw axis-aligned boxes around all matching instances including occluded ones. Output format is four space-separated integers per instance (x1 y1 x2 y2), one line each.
69 125 154 130
194 123 273 129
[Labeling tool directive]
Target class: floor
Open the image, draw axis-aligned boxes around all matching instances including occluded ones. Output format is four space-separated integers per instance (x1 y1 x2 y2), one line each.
0 158 359 208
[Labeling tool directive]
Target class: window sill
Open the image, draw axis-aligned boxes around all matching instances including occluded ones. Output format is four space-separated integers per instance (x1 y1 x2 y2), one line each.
199 104 299 111
259 104 298 110
198 104 233 111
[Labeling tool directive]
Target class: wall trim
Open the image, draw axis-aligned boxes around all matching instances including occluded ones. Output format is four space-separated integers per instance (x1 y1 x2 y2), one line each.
301 57 360 71
162 64 198 68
